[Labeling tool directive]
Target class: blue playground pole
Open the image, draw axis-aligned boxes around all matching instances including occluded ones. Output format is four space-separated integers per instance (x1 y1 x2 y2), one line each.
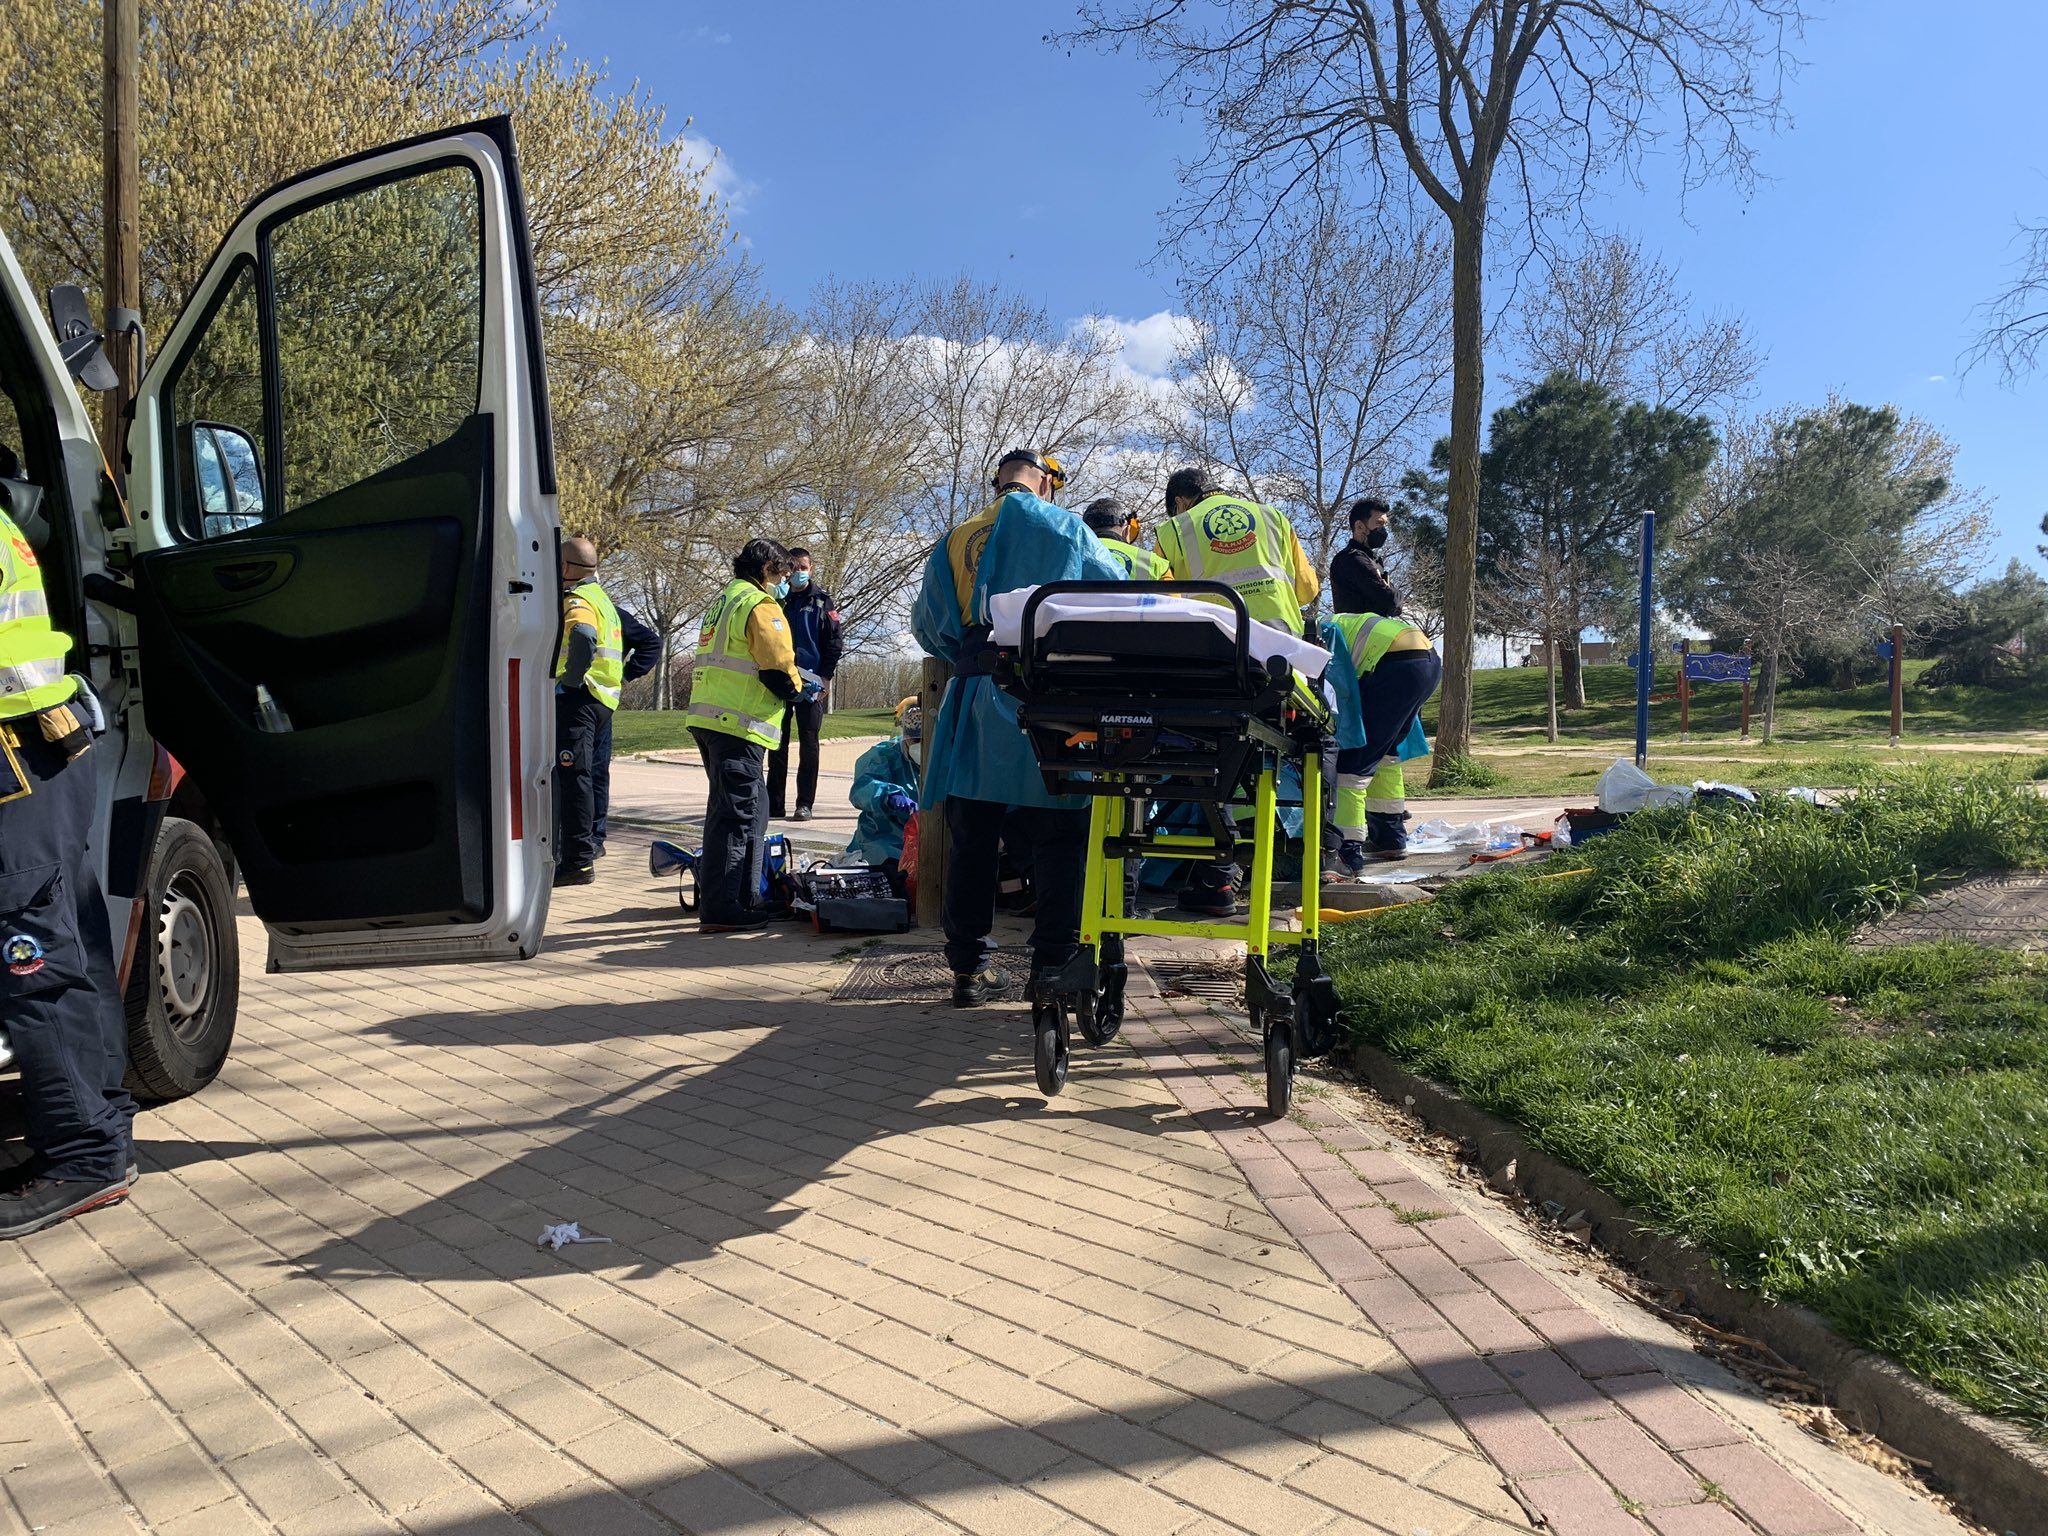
1634 509 1655 769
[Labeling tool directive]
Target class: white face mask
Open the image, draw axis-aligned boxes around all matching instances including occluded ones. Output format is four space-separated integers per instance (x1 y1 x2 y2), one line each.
904 739 922 767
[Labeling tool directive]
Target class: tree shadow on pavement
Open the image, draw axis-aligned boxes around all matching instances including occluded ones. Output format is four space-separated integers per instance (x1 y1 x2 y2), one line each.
274 937 1192 1289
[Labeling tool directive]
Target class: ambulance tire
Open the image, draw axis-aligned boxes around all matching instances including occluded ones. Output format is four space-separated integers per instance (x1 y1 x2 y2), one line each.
125 817 240 1104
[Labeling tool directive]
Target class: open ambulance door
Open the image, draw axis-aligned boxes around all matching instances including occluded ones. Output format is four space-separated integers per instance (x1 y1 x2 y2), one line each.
126 117 559 972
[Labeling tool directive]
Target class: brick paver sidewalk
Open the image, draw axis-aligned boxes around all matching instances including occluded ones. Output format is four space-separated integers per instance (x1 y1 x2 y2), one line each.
0 869 1969 1536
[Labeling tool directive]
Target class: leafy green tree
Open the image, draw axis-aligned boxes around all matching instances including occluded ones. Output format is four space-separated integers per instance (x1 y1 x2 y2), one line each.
1406 373 1715 734
1925 561 2048 687
1671 402 1966 739
0 0 754 560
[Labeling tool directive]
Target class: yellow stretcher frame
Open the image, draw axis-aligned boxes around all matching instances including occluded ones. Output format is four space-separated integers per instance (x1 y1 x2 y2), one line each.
1077 752 1321 955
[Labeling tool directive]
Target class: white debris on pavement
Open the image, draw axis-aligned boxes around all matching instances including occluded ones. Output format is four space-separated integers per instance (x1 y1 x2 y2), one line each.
535 1221 613 1250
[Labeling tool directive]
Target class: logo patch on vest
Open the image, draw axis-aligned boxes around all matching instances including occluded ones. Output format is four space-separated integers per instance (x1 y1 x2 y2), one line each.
4 933 45 976
964 525 993 581
1201 504 1257 555
558 749 575 768
7 534 36 568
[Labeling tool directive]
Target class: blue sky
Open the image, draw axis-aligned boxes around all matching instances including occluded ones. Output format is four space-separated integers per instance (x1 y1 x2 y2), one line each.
549 0 2048 572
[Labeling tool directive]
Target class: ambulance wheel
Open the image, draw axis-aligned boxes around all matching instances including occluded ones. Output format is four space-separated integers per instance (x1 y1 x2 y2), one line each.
1264 1020 1295 1120
124 817 240 1105
1033 1001 1069 1096
677 870 699 913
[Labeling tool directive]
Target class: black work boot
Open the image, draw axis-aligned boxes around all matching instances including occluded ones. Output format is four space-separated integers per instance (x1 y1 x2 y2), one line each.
0 1176 132 1239
951 965 1011 1007
0 1157 138 1195
553 864 597 887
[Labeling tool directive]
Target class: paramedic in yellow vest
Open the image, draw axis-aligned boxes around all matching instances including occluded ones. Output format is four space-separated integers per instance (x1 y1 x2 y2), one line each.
1155 467 1321 914
1082 497 1169 579
687 538 803 932
552 537 624 888
0 495 137 1240
1155 466 1319 636
1321 610 1442 867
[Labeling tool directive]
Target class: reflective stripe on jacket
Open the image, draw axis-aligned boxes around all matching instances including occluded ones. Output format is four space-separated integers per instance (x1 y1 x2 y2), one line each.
688 578 786 749
0 510 77 721
573 580 625 709
1330 611 1419 677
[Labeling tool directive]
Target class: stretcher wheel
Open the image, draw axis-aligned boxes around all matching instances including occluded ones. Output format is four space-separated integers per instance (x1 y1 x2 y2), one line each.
677 870 699 912
1075 990 1107 1048
1033 1002 1070 1095
1265 1018 1295 1119
1093 961 1126 1045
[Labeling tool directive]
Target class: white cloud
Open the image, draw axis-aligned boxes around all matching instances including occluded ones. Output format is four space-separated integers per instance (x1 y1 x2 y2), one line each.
680 132 750 213
1926 373 1947 383
1088 310 1198 378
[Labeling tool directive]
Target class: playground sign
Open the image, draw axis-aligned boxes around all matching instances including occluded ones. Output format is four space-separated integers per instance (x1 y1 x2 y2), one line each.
1683 652 1753 684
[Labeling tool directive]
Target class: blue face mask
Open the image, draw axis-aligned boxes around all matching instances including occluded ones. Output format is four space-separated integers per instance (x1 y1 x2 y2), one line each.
790 570 811 589
770 579 791 600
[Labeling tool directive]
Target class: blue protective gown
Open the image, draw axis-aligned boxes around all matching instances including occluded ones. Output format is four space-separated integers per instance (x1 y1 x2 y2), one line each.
1319 617 1433 761
911 490 1124 810
847 737 920 865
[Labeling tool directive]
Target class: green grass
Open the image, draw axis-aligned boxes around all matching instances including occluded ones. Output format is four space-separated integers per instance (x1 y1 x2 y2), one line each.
1439 658 2048 741
1403 661 2048 799
609 707 896 756
1323 764 2048 1438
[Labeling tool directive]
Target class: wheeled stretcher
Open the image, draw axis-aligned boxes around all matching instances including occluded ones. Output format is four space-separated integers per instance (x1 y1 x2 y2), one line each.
993 581 1344 1115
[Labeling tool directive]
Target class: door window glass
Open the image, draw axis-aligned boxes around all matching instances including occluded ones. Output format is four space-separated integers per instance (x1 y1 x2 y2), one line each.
166 262 263 541
267 165 483 510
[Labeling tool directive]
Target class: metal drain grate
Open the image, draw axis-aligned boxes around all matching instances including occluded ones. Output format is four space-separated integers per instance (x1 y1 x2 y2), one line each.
832 947 957 1003
1145 957 1246 1005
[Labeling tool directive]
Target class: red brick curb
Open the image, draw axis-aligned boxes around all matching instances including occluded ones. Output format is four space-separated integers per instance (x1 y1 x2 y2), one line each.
1123 984 1857 1536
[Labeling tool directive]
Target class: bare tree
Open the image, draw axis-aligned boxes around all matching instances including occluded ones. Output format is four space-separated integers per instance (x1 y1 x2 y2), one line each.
780 280 934 649
1966 218 2048 383
1071 0 1804 777
1169 202 1451 575
1512 233 1760 419
905 277 1150 550
1845 419 1991 642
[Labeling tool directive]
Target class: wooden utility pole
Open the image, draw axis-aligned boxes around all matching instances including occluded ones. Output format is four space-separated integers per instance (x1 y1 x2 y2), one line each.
914 658 949 929
1889 623 1905 748
1738 643 1753 741
102 0 141 480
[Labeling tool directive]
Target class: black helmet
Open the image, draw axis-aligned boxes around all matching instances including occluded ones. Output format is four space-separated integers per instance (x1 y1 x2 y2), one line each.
1082 497 1127 534
992 448 1067 495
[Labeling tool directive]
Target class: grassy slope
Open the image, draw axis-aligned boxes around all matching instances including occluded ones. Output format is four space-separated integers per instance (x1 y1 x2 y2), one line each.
1412 661 2048 799
1322 767 2048 1438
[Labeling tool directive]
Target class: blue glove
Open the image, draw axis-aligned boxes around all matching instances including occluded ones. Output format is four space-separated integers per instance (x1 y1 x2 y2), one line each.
885 792 917 816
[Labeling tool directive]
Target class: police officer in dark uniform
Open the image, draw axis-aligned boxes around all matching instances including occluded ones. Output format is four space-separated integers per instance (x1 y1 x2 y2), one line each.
0 491 136 1238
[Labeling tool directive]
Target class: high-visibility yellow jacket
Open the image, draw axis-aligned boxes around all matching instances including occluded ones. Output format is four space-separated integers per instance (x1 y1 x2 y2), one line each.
554 579 624 709
1329 610 1430 677
688 577 799 749
1156 494 1318 635
0 508 77 721
1097 536 1170 580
